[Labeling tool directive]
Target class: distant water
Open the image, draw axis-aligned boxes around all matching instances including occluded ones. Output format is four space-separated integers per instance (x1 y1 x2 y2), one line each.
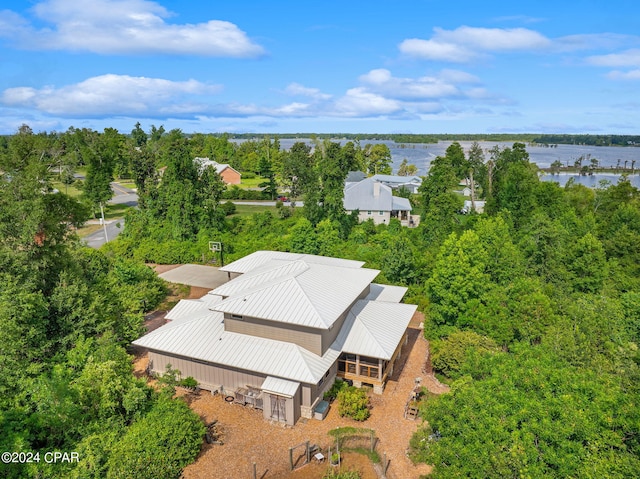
540 172 640 189
235 138 640 186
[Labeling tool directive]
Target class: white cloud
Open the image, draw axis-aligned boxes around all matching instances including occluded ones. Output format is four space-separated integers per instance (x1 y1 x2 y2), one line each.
0 0 265 57
284 83 332 100
399 38 474 62
436 26 551 51
606 69 640 80
334 88 402 117
1 74 222 116
587 49 640 67
400 26 551 62
357 68 491 102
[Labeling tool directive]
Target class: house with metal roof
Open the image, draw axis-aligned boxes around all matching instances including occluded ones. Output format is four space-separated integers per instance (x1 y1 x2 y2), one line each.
134 251 417 426
344 177 414 226
370 174 422 194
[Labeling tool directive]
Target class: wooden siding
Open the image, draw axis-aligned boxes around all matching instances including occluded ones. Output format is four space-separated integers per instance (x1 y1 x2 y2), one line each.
148 351 265 393
225 315 323 355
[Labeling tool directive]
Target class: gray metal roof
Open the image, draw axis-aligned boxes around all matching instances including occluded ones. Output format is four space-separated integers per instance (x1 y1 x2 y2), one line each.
165 299 212 322
220 250 364 274
366 283 408 303
391 196 412 211
344 177 393 212
261 376 300 398
341 300 417 359
133 310 342 383
212 260 380 329
134 252 418 385
370 174 422 185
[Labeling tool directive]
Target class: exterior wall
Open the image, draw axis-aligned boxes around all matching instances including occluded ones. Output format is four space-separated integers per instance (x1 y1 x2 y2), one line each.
348 210 391 225
219 167 241 185
263 387 301 426
225 315 323 356
148 351 265 394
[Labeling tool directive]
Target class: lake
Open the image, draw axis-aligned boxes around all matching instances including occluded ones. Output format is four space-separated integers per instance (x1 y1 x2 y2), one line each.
240 138 640 187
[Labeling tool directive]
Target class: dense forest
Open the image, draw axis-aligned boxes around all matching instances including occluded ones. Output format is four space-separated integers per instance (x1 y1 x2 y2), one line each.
1 124 639 478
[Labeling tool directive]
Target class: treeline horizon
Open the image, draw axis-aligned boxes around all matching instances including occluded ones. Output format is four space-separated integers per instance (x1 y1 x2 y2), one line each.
3 130 640 147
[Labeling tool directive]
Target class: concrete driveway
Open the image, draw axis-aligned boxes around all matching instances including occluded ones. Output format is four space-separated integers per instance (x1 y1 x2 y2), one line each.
158 264 229 289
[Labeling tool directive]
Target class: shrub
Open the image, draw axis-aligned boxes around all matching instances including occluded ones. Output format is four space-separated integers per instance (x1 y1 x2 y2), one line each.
337 386 370 421
323 379 348 401
179 377 198 389
221 201 236 216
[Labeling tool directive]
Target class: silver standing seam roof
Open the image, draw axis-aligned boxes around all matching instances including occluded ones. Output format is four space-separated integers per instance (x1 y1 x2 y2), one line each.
343 177 412 212
134 253 417 385
220 250 365 274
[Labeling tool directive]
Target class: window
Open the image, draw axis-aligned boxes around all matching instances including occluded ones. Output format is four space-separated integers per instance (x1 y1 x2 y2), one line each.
379 211 384 215
230 314 243 320
367 211 372 215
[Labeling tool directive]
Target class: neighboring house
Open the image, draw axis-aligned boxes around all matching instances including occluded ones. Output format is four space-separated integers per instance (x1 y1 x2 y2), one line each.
344 177 414 226
462 200 486 214
195 157 241 185
133 251 417 426
370 174 422 194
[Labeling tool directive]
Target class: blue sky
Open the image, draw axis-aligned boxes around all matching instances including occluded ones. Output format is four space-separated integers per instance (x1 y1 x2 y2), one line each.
0 0 639 135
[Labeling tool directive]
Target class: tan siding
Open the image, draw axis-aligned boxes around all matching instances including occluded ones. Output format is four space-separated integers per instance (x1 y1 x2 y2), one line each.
148 351 265 393
225 315 322 355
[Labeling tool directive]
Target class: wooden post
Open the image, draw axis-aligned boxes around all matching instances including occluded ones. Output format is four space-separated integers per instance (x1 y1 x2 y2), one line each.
289 447 293 470
306 440 310 464
252 462 257 479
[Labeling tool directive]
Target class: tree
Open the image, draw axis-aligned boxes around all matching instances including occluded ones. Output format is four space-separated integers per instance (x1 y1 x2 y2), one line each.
567 233 608 293
397 158 418 176
381 236 418 284
364 143 392 175
426 231 489 334
106 396 205 479
412 347 640 478
130 122 148 148
281 141 313 203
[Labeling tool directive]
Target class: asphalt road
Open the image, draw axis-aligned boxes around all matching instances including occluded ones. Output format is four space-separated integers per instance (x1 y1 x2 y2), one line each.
84 219 125 249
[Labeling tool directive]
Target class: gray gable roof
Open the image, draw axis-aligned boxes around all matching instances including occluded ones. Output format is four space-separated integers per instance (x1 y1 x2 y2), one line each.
344 177 411 212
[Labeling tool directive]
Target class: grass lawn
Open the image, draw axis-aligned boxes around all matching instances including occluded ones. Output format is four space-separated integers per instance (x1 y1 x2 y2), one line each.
237 176 266 189
231 204 278 216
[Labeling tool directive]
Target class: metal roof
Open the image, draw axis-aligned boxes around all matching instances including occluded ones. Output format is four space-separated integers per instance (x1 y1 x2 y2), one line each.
165 299 212 322
212 260 380 329
133 311 342 383
344 177 394 212
370 174 422 185
391 196 412 211
366 283 408 303
261 376 300 398
220 250 365 274
341 300 417 359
